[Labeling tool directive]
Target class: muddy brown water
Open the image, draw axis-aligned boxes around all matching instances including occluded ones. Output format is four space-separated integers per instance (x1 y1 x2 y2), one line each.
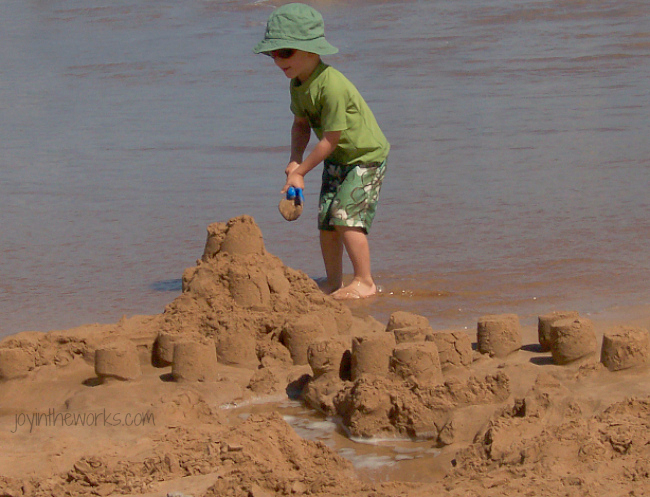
1 0 648 345
224 398 448 483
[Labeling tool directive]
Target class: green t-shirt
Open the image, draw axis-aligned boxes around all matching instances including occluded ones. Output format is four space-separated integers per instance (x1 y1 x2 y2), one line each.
290 61 390 165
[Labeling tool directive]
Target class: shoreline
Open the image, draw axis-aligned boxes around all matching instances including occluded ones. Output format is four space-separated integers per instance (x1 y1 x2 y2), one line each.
2 216 650 496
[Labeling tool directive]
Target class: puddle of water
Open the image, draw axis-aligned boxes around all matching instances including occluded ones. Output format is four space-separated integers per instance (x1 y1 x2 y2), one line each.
223 399 446 482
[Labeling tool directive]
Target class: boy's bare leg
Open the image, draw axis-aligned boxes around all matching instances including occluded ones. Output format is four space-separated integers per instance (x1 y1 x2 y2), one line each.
319 229 344 294
331 226 377 299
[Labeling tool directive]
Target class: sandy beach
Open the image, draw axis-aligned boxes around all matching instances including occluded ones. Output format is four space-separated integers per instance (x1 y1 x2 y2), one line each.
2 0 649 494
1 216 650 497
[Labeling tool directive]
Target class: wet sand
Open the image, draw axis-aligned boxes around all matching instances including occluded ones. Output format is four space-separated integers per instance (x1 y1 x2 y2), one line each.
2 216 650 497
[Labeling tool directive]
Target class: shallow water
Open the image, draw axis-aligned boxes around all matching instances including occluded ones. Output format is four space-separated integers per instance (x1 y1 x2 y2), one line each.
229 399 444 483
1 0 649 338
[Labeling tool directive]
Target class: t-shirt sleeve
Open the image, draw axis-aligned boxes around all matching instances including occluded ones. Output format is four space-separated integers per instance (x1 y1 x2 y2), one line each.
320 76 348 132
290 85 306 117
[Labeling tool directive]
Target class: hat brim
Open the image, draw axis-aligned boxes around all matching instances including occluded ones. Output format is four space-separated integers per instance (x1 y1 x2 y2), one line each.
253 37 338 56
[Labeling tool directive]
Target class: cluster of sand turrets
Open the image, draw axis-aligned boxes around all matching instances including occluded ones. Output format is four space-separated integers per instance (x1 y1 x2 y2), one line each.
474 310 650 371
537 311 650 370
1 216 649 448
0 216 354 384
300 310 509 442
297 309 649 442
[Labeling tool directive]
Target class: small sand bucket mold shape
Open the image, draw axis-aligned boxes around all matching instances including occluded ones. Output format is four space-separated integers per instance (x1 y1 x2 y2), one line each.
278 186 304 221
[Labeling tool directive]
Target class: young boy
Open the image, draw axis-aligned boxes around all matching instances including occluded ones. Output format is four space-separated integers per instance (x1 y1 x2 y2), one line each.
254 3 389 300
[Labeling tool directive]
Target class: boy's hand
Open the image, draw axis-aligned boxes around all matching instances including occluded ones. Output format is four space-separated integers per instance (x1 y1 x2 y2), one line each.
285 161 300 176
282 171 305 193
282 161 305 193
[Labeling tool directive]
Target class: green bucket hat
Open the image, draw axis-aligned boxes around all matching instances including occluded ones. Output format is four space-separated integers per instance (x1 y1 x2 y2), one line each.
253 3 338 56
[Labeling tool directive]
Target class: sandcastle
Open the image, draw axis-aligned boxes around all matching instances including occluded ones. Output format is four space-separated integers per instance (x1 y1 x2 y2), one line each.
301 306 650 442
0 347 34 381
0 216 355 388
477 313 522 358
172 341 219 382
601 326 650 371
549 316 597 365
350 333 396 380
307 336 349 379
94 340 142 382
427 331 473 370
301 310 510 442
3 215 650 497
537 310 579 351
1 215 647 452
390 342 443 384
536 312 650 370
149 216 355 383
281 316 328 366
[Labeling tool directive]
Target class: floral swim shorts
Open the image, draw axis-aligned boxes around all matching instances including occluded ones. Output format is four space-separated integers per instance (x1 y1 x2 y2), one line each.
318 159 387 233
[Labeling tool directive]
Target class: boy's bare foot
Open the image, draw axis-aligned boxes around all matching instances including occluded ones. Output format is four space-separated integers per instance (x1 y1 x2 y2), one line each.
331 279 377 300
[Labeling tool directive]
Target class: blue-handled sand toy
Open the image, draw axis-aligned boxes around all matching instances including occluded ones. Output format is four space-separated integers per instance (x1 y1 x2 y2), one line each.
278 186 304 221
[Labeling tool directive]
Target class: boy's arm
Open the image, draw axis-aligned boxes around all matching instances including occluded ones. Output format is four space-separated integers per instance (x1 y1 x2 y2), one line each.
283 129 341 192
288 116 311 167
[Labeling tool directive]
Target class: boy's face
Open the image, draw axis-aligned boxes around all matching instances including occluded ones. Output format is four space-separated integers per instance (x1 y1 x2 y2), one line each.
270 49 320 82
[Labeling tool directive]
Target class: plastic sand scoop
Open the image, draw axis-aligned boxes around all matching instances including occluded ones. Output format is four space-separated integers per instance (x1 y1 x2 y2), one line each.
278 186 304 221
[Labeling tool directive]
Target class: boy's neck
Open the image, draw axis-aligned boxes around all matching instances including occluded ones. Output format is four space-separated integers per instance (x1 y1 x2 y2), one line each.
296 55 322 84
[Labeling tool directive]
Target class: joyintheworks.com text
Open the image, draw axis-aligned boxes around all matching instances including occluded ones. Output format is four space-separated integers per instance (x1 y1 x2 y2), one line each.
11 408 155 433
